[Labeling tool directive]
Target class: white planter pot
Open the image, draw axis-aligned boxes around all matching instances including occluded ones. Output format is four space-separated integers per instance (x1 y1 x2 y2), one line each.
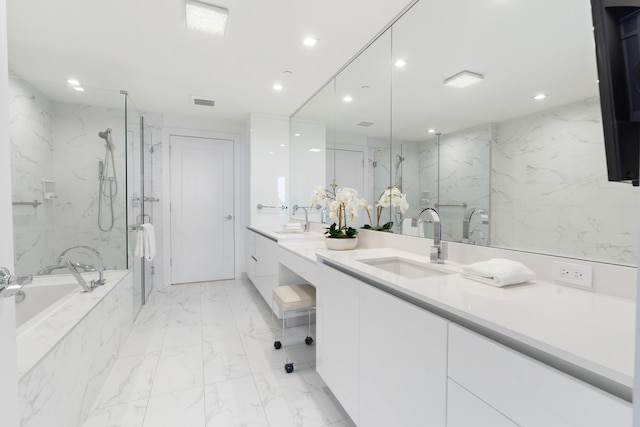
325 236 358 250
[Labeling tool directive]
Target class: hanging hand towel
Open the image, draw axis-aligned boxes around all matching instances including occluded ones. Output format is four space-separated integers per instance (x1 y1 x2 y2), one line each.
141 223 156 261
134 227 145 258
460 258 535 287
402 218 425 237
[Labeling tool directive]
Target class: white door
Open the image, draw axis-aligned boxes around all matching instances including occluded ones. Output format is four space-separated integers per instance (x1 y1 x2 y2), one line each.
169 135 234 284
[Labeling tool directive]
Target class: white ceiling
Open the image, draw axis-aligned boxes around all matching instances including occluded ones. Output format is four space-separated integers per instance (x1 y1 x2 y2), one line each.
7 0 415 125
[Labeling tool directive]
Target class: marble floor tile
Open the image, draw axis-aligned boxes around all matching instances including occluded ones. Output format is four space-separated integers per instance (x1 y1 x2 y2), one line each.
299 367 350 424
151 344 204 396
119 325 165 357
254 367 332 427
203 339 252 385
162 315 202 350
143 387 206 427
204 376 269 426
94 352 160 409
201 296 234 318
202 313 240 343
82 399 147 427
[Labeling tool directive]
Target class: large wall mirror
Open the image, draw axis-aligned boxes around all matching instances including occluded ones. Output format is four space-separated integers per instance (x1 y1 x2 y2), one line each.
290 0 638 266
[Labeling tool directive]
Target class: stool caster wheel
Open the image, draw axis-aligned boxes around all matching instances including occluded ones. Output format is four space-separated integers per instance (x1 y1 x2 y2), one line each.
285 363 294 373
274 341 282 350
305 336 314 345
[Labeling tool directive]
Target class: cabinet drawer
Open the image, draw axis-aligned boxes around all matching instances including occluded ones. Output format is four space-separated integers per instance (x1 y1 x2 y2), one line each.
447 380 517 427
448 324 631 427
278 247 316 283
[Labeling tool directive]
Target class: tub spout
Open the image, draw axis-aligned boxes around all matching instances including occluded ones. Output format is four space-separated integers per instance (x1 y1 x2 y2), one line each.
0 267 33 298
56 246 106 291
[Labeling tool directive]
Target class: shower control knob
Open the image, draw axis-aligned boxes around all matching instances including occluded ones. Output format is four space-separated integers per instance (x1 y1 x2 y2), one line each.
225 215 233 220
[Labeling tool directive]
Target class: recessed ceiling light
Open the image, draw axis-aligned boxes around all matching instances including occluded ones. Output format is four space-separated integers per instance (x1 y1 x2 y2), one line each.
343 95 353 103
273 83 283 91
394 59 407 68
533 93 547 100
443 70 484 88
269 151 274 155
303 37 318 47
186 0 228 36
427 128 436 133
309 148 322 152
294 133 301 137
73 87 85 92
280 144 286 147
67 78 80 86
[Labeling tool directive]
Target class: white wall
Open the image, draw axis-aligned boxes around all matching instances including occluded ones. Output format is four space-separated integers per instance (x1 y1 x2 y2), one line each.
0 1 20 426
249 114 290 227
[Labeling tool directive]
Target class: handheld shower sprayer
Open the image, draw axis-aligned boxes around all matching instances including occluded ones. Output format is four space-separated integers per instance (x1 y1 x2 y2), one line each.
98 128 115 151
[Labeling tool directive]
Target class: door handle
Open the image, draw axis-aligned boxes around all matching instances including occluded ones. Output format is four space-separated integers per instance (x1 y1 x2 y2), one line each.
225 215 233 220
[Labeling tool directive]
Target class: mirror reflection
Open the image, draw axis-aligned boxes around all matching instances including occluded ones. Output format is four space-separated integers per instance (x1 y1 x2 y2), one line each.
10 76 129 274
289 0 638 266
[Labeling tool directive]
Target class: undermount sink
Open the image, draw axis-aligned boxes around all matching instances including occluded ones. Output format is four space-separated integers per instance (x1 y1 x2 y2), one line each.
357 256 454 279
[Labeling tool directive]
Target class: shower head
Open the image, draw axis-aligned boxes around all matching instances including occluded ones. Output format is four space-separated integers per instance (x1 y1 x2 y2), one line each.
395 154 405 168
98 128 115 151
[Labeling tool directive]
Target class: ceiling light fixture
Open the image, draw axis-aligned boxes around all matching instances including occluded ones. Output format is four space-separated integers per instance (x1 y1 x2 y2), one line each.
394 59 407 68
186 0 228 36
67 78 80 87
73 87 85 92
443 70 484 88
309 148 322 152
343 95 353 103
294 133 301 137
303 37 318 47
427 128 436 133
533 93 547 100
273 83 283 91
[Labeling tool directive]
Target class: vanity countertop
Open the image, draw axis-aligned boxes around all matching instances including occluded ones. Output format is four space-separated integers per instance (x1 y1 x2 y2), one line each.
284 243 635 399
247 225 325 242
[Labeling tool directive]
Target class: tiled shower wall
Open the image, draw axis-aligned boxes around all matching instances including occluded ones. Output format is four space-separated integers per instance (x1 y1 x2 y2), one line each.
9 78 127 274
492 97 639 265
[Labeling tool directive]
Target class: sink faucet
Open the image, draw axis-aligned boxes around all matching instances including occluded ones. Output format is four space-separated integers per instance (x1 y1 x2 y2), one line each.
463 207 489 245
414 208 446 264
292 205 310 231
56 246 105 292
0 267 32 298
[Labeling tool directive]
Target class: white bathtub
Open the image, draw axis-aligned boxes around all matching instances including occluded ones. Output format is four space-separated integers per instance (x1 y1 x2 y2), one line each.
17 270 133 427
15 280 78 330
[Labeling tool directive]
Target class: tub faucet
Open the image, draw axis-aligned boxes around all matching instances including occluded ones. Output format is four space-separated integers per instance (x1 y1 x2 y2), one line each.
462 207 489 245
0 267 32 298
292 205 310 231
57 246 105 292
414 208 447 264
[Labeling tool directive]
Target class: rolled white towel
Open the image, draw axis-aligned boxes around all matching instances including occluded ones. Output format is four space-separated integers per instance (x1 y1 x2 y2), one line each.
141 223 156 261
460 258 535 287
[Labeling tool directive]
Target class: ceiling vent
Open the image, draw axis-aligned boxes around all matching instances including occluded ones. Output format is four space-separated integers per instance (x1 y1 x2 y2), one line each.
193 97 215 107
355 120 375 127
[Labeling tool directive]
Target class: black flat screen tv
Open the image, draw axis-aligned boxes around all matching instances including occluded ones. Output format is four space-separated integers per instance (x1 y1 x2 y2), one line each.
591 0 640 185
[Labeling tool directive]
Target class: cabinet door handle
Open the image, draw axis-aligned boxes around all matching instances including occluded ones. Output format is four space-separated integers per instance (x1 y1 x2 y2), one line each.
251 255 257 262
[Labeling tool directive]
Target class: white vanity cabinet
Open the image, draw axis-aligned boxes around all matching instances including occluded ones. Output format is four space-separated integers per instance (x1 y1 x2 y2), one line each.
246 229 279 305
446 380 517 427
316 262 448 427
447 324 632 427
359 282 447 427
316 262 361 424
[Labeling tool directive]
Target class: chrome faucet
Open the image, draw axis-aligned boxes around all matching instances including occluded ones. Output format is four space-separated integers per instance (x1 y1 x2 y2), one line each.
320 206 328 224
0 267 32 298
414 208 447 264
292 205 310 231
463 207 489 245
56 246 105 292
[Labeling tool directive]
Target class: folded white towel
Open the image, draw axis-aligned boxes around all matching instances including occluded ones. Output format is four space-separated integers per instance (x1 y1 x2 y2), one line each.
460 258 535 287
402 218 425 237
284 222 302 230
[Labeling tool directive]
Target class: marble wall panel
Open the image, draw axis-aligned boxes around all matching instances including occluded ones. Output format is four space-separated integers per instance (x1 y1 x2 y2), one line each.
492 97 639 265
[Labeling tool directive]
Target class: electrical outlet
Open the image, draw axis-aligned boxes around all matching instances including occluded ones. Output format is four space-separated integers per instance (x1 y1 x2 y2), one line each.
552 261 593 288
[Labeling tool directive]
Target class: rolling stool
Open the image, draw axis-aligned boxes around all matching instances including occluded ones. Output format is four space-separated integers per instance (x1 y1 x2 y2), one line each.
271 284 316 373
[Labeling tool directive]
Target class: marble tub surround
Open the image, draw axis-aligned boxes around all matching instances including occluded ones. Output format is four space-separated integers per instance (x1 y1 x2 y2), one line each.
83 279 353 427
316 246 634 399
18 270 133 427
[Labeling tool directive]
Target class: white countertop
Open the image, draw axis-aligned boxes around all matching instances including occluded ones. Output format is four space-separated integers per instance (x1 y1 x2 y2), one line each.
276 239 634 397
247 225 325 243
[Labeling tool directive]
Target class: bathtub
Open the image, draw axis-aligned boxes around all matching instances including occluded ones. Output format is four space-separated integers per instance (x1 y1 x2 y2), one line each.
17 270 133 427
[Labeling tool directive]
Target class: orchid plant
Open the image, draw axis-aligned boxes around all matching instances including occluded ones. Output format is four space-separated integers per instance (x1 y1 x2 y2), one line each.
362 186 409 232
312 182 362 238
